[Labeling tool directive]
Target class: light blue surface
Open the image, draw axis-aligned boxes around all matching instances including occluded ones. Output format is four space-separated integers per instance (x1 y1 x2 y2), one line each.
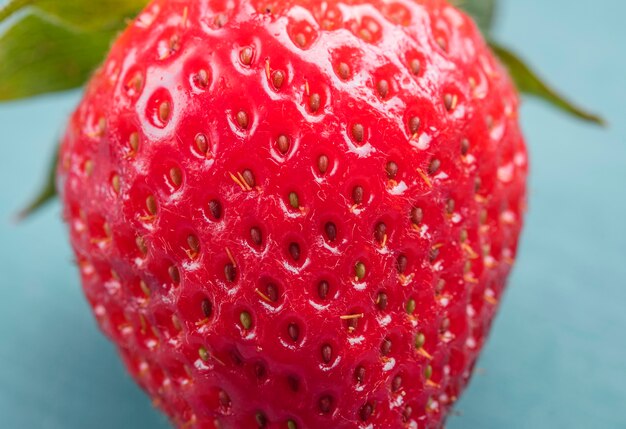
1 1 625 428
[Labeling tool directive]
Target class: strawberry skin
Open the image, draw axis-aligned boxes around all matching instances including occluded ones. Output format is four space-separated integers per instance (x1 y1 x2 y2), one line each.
58 0 528 428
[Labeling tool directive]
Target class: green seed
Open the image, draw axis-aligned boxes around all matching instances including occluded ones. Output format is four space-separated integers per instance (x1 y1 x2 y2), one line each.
198 346 209 362
355 262 366 280
415 333 426 349
424 365 432 380
406 298 416 315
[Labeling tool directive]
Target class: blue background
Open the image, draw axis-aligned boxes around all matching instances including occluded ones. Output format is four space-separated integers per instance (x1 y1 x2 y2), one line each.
1 1 625 428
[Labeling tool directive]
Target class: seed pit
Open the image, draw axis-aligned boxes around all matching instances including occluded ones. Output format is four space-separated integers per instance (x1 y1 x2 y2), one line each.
324 222 337 242
242 169 256 188
319 395 333 414
374 222 386 244
344 313 361 332
428 159 441 175
376 291 388 311
201 298 212 318
265 283 279 302
397 254 408 274
446 199 455 214
377 79 389 98
408 116 420 135
287 323 300 342
385 162 398 179
318 280 330 300
406 298 416 315
415 332 426 349
136 236 148 255
194 69 210 89
287 375 300 392
351 123 364 143
169 167 183 188
195 133 209 155
317 155 329 174
250 227 262 245
354 262 366 280
352 186 364 205
461 138 470 155
209 200 223 220
360 403 374 421
424 364 433 380
321 344 333 363
444 93 457 111
355 365 365 384
187 234 200 258
236 111 250 129
272 70 285 89
288 243 301 261
276 135 290 154
125 71 144 96
159 101 171 123
168 265 181 284
198 346 209 362
129 132 140 153
381 338 392 355
295 33 306 47
225 263 236 283
440 317 450 332
337 62 350 79
429 247 440 262
255 412 267 428
437 36 448 52
240 46 254 65
218 389 231 409
230 348 244 366
410 206 423 225
403 405 413 421
230 356 245 371
255 362 267 380
288 192 300 209
392 374 402 392
309 93 321 112
435 278 446 294
138 280 151 298
146 195 158 216
240 311 253 330
111 174 121 194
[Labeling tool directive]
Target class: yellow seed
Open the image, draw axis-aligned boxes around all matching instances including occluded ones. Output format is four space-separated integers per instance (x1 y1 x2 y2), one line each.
240 311 252 330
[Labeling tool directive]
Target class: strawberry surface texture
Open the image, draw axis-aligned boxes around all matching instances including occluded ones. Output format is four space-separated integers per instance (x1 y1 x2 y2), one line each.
57 0 528 428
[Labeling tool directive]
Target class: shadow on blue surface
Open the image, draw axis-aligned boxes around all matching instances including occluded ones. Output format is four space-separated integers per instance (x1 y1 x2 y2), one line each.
1 1 625 428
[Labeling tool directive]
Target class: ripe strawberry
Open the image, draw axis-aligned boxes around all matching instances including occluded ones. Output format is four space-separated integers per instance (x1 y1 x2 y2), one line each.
57 0 528 428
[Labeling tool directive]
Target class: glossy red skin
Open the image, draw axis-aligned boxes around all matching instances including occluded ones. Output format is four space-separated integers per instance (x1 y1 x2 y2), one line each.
58 0 528 428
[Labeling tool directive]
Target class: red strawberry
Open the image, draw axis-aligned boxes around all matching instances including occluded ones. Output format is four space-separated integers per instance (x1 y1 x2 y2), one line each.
58 0 527 427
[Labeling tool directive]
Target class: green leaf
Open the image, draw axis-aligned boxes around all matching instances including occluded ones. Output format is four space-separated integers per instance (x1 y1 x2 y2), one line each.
0 14 117 100
452 0 498 34
1 0 147 30
0 0 147 101
490 41 605 126
17 145 58 220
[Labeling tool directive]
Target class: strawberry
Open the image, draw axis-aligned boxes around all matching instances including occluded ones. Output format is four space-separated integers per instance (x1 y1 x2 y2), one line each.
57 0 528 428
